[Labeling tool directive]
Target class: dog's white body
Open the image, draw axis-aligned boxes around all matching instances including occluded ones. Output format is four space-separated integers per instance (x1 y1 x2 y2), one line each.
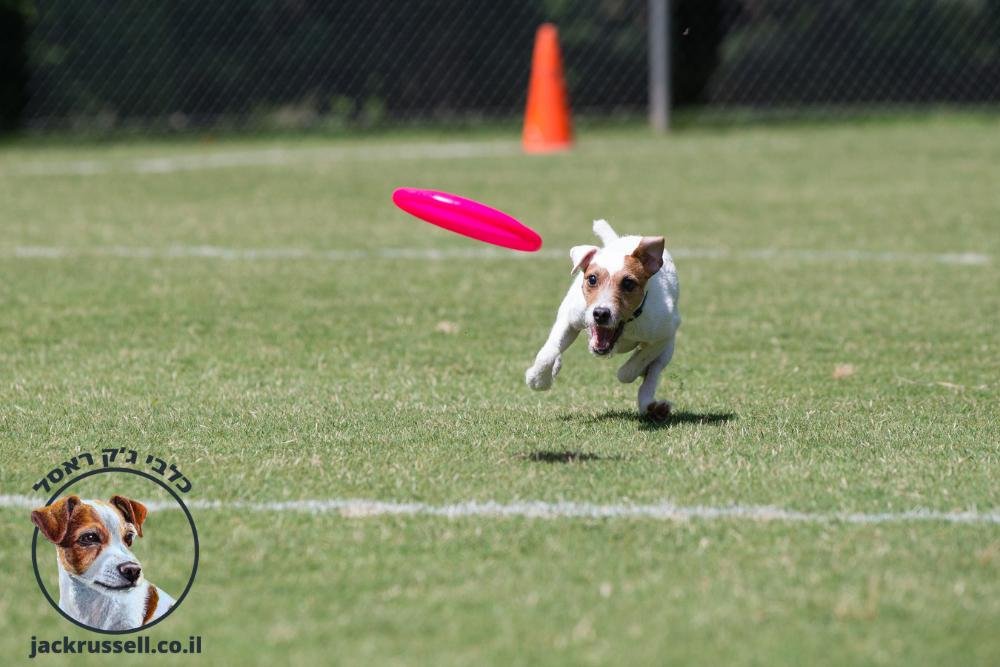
59 567 174 631
526 220 680 417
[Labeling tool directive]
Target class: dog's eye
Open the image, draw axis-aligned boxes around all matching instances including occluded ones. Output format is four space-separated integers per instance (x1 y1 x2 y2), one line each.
621 278 637 292
586 274 598 287
78 532 100 545
124 532 135 547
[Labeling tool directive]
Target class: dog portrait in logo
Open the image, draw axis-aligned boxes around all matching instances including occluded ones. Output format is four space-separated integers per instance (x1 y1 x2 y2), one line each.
31 494 175 631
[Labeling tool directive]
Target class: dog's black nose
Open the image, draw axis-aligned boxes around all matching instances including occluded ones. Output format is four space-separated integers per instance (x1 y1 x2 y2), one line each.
118 562 141 583
593 307 612 325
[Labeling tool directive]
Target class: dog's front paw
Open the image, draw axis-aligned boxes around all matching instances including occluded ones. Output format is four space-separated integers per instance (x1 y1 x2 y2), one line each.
642 400 672 422
525 364 554 391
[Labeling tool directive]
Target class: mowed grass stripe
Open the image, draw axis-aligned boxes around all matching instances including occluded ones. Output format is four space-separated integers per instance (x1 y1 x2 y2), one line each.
5 495 998 525
1 244 992 265
3 140 522 176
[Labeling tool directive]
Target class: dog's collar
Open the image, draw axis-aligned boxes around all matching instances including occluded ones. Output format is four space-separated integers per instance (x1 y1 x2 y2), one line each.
625 291 648 323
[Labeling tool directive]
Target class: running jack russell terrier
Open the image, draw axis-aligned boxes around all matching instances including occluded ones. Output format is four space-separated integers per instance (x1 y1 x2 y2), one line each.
526 220 681 420
31 495 175 630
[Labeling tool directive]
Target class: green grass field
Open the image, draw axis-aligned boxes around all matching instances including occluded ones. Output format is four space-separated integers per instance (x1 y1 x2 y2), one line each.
1 114 998 665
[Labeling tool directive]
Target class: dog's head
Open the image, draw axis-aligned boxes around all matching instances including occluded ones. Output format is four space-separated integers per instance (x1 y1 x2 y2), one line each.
571 221 664 356
31 495 148 592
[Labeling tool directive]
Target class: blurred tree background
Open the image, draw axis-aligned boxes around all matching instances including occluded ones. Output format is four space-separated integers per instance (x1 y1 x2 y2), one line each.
709 0 1000 105
0 0 30 131
1 0 998 133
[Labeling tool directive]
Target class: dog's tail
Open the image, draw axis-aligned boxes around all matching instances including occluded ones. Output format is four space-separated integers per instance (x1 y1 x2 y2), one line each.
592 219 618 246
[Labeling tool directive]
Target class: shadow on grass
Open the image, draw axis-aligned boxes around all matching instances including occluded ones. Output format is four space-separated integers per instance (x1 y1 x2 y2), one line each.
522 450 623 464
559 410 736 431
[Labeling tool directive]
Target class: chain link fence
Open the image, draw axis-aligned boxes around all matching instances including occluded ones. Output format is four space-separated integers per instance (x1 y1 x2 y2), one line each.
708 0 1000 107
9 0 1000 133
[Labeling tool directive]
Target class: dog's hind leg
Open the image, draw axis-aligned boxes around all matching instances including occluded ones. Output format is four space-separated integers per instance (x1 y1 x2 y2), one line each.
636 339 675 420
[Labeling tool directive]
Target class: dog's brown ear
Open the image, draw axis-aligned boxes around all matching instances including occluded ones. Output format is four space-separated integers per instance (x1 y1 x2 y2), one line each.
31 495 81 544
110 495 148 538
631 236 664 276
570 245 598 276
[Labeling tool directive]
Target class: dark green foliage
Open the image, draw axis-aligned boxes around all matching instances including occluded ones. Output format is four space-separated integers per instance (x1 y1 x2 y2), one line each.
710 0 1000 104
0 0 30 131
9 0 1000 131
20 0 724 130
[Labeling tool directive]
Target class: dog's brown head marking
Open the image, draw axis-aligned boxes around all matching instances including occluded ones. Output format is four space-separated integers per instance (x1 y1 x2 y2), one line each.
580 236 665 316
32 495 109 575
570 244 598 276
31 494 80 545
574 234 665 355
632 236 665 277
31 495 148 576
110 495 148 539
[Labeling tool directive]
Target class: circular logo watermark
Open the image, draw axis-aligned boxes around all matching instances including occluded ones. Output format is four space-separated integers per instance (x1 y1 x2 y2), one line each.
30 467 199 635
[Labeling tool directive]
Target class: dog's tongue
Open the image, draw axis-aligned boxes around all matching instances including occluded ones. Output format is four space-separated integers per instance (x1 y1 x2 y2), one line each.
590 325 617 351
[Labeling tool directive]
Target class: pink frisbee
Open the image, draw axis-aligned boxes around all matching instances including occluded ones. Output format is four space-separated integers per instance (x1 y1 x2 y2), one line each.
392 188 542 252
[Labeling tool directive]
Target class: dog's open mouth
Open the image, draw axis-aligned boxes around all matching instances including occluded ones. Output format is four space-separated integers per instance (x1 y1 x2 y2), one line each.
589 323 624 356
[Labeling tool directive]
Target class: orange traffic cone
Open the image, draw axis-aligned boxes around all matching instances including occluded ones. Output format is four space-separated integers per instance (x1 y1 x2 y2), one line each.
522 23 573 153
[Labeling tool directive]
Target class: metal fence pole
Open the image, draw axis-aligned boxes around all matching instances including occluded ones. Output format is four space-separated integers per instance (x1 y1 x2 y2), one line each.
647 0 670 132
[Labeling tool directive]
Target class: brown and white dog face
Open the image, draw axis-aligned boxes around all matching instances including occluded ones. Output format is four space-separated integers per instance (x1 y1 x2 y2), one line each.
571 236 665 355
32 495 148 592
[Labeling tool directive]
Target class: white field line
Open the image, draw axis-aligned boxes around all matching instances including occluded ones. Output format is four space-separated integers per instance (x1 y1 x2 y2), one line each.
3 494 998 525
2 244 991 266
5 141 521 176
